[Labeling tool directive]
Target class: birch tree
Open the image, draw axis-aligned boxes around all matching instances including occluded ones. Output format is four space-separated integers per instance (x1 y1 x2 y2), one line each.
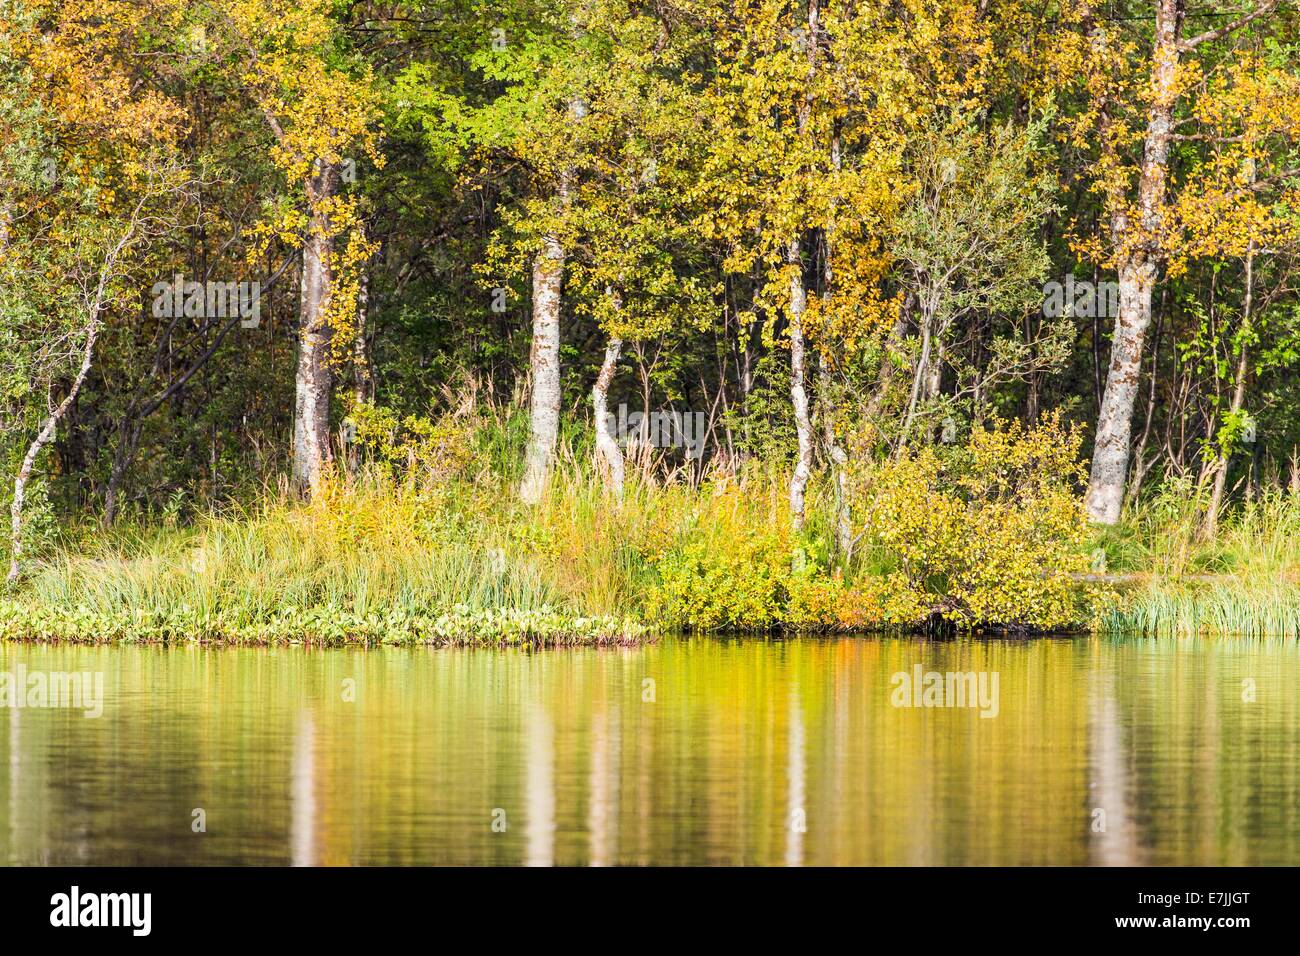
399 2 597 503
2 0 188 580
217 1 382 496
890 118 1061 447
1067 0 1290 523
698 0 986 527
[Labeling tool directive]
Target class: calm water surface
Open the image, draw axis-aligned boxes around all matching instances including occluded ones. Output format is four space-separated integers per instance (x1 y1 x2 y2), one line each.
1 635 1297 865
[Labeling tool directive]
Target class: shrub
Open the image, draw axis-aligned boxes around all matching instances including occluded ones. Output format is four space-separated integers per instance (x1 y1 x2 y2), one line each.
861 413 1093 630
647 502 794 631
644 473 931 633
347 402 474 486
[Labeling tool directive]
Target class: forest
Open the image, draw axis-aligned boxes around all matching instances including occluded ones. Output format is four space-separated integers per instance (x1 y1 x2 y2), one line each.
1 0 1299 642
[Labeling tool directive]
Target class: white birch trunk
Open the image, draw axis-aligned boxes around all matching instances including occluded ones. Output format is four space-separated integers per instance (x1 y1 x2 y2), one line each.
1085 0 1180 524
292 162 340 496
8 205 144 582
821 124 851 557
8 320 99 584
592 336 624 500
899 296 937 451
786 0 819 530
788 237 814 529
520 232 565 505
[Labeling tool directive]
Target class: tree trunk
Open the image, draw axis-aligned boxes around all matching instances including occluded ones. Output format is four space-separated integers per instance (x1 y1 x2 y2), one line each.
788 237 814 529
820 123 851 558
520 232 564 505
1205 243 1254 538
292 162 340 497
786 0 819 530
1085 0 1181 524
864 307 909 436
899 294 937 451
103 414 142 526
1125 294 1165 507
819 353 851 558
353 269 373 405
9 199 144 581
592 335 624 500
9 319 100 584
923 328 944 403
1087 260 1157 523
1024 307 1042 423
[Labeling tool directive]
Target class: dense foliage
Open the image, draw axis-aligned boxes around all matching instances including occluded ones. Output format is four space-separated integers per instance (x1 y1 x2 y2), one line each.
2 0 1299 637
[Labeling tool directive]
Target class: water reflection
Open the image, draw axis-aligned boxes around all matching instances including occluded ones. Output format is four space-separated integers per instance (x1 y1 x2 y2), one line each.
292 711 316 867
0 635 1296 865
786 690 804 867
588 706 618 867
1088 677 1139 866
525 702 554 867
7 707 17 860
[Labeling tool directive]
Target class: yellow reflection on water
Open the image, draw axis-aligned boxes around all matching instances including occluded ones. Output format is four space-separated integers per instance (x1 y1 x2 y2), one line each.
0 635 1296 865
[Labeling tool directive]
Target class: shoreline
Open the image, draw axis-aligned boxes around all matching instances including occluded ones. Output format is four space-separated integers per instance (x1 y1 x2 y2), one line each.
5 581 1299 645
0 599 649 647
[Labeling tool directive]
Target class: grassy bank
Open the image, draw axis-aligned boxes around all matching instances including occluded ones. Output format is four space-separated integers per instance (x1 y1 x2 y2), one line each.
4 418 1300 644
0 475 650 645
0 464 822 644
1094 484 1300 640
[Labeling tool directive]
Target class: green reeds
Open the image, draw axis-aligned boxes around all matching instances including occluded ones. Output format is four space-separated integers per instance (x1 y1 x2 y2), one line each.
1099 487 1300 638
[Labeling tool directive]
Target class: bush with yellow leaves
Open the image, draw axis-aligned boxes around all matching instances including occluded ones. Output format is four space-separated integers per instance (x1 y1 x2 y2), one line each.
644 477 796 630
645 473 935 633
861 413 1093 630
347 402 474 487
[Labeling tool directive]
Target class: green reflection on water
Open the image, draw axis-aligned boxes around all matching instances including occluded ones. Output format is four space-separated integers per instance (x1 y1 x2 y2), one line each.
0 635 1296 865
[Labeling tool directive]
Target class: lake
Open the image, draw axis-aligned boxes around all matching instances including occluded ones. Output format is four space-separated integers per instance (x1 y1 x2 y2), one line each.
1 635 1297 865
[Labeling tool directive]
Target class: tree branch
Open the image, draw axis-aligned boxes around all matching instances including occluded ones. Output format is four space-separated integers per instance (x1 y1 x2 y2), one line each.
1178 1 1278 51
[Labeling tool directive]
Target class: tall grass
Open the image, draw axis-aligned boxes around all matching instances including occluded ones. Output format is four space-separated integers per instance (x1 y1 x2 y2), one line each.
518 442 799 615
26 478 562 619
6 429 809 638
1104 581 1300 640
1101 487 1300 638
12 402 1300 640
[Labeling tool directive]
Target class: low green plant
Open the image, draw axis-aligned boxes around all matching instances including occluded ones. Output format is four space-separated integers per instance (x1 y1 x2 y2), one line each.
646 501 795 630
0 597 645 645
